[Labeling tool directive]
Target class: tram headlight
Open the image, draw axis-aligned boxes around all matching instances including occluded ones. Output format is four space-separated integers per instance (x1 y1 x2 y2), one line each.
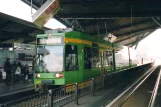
35 74 40 78
55 73 63 78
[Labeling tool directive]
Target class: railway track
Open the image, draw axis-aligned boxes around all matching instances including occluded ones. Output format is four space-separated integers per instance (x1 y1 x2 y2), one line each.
107 65 160 107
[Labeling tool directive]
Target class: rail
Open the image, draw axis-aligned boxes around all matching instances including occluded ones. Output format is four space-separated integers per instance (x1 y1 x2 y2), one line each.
107 65 158 107
148 66 161 107
1 63 153 107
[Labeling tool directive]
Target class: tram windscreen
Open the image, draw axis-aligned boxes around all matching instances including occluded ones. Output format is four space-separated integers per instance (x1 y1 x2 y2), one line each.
36 45 64 72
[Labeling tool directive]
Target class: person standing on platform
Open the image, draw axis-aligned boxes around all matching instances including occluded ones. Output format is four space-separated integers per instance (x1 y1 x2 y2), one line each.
14 58 22 73
13 58 22 81
4 58 12 85
23 64 29 80
15 58 22 67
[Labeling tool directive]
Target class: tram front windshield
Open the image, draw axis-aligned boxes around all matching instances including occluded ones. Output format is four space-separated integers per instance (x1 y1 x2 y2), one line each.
36 45 64 72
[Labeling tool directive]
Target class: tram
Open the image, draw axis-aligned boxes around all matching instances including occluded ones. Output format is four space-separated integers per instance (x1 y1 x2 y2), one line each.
34 31 137 90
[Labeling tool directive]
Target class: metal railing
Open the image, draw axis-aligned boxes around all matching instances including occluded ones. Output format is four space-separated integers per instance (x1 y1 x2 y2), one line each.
1 63 153 107
78 79 92 97
51 85 75 107
1 76 104 107
2 92 49 107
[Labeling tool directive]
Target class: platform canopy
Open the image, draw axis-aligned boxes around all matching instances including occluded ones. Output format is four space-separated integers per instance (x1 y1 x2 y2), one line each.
0 12 50 47
22 0 161 46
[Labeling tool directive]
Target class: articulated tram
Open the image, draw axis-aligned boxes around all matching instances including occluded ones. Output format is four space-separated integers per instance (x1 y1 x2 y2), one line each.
34 31 139 90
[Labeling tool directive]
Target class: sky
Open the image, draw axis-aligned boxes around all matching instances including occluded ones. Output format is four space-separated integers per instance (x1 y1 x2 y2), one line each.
0 0 66 29
136 28 161 65
136 29 160 57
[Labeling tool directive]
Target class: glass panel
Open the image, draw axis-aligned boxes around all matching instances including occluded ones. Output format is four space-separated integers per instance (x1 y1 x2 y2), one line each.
115 46 129 70
65 45 78 71
91 47 99 68
84 47 92 69
129 48 138 66
104 50 112 66
84 46 99 69
36 45 64 72
103 50 113 73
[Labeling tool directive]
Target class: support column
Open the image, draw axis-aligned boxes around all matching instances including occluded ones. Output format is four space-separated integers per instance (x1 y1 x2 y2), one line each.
48 90 53 107
112 43 116 72
91 78 95 96
75 83 78 105
128 47 131 68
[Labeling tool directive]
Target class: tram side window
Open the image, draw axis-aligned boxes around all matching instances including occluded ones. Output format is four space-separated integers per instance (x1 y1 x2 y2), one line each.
84 47 92 69
84 46 99 69
65 45 78 71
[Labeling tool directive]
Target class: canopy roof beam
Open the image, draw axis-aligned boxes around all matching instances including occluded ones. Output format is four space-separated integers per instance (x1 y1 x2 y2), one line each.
152 17 161 27
117 26 157 37
90 19 153 35
130 30 154 47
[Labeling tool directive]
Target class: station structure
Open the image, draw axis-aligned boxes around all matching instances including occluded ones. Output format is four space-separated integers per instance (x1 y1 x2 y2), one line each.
0 0 161 107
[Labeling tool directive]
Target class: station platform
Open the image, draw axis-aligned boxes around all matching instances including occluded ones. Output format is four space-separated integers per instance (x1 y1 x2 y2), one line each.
0 80 34 97
63 82 129 107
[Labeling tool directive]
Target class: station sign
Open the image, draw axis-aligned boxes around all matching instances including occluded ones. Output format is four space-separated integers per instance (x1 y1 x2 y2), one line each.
32 0 60 28
14 43 35 50
104 33 117 43
37 36 64 45
44 28 73 34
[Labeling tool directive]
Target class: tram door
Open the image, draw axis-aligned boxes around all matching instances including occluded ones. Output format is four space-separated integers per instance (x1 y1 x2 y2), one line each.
99 50 104 75
103 50 112 74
